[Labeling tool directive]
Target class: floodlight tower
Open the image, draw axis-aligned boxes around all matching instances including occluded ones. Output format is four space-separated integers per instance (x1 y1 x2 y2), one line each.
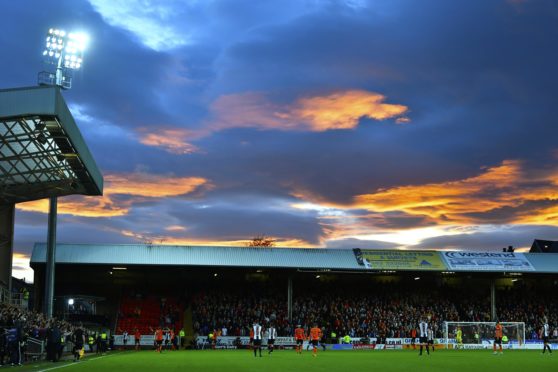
38 28 88 90
37 27 88 318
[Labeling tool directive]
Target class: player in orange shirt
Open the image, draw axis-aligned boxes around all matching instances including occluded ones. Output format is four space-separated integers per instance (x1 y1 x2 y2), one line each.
155 327 164 353
309 324 322 357
134 328 141 351
493 321 503 355
294 325 306 354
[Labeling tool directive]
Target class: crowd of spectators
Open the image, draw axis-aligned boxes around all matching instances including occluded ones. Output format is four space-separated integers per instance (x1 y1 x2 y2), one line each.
192 290 288 337
0 302 98 366
192 283 558 341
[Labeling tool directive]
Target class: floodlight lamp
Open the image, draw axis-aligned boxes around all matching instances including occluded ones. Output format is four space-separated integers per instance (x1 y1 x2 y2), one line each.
40 27 90 88
68 32 89 51
68 298 74 305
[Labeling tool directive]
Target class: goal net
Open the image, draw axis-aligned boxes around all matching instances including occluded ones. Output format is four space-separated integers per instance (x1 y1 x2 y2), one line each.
443 321 525 349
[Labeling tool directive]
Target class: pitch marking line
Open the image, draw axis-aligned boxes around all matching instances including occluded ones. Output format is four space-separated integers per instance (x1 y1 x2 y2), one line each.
35 352 125 372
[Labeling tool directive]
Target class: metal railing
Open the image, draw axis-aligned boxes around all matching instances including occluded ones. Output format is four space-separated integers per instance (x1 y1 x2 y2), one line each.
0 285 10 304
25 337 45 360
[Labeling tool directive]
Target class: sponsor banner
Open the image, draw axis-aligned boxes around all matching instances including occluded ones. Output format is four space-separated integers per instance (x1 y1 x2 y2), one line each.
331 344 355 350
385 344 403 350
114 334 156 346
353 344 377 350
195 336 297 347
523 343 558 350
353 249 446 271
441 251 535 272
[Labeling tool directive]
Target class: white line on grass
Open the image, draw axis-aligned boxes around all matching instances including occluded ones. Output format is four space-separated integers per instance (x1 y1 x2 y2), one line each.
35 352 121 372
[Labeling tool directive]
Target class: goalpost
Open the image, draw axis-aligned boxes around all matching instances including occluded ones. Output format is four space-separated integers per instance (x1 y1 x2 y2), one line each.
443 321 526 350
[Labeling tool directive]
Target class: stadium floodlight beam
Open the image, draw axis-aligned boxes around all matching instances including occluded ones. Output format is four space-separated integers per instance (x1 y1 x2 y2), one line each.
39 28 89 90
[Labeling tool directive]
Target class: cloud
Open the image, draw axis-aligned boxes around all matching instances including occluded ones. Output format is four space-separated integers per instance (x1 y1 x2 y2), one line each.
87 0 192 51
136 89 409 153
12 253 33 283
16 173 209 217
211 90 409 132
119 229 315 248
290 90 409 131
86 0 368 52
325 238 400 250
354 160 558 225
137 128 200 154
165 225 187 232
415 224 558 251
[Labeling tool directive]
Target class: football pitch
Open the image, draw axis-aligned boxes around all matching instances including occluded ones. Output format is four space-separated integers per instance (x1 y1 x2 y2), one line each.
18 349 555 372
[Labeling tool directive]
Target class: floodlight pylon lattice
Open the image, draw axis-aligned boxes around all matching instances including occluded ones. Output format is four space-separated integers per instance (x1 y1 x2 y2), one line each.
38 28 88 90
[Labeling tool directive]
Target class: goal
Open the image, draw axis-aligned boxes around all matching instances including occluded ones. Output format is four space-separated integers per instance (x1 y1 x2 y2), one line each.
443 321 525 349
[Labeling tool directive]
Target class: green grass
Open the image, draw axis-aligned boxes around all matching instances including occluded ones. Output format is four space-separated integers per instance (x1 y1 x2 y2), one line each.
18 349 556 372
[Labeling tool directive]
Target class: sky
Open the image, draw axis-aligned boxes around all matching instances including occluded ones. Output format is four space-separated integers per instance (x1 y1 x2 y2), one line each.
2 0 558 282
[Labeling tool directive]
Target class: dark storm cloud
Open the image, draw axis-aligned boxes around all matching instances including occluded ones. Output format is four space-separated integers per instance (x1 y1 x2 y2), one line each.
13 211 136 256
163 198 325 244
365 212 438 230
462 199 558 224
209 0 558 196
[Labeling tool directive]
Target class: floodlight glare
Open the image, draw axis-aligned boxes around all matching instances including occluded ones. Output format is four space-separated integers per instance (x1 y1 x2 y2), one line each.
39 27 90 89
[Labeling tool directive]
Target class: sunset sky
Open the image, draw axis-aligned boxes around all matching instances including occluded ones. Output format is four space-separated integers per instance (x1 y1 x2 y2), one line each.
2 0 558 281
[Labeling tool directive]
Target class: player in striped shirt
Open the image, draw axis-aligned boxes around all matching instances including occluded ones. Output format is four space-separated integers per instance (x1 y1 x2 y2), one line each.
267 324 277 355
542 317 552 355
252 321 263 358
418 318 430 356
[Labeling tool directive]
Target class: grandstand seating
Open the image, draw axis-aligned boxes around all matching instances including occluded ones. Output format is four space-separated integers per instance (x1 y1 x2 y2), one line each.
191 284 558 340
116 295 183 334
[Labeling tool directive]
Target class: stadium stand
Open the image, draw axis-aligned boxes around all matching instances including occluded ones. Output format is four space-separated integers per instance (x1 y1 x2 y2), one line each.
191 283 557 340
116 295 184 335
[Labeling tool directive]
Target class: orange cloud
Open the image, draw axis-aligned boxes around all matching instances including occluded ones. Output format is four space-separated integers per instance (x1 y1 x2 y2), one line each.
291 90 408 131
211 90 409 132
287 160 558 246
119 230 315 247
104 173 207 198
137 128 200 154
17 173 209 217
137 90 409 153
17 196 130 217
353 160 558 224
165 225 187 232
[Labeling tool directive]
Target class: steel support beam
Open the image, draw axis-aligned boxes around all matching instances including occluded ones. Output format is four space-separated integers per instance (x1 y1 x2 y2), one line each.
490 280 496 321
287 276 293 322
0 203 15 293
44 196 57 318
